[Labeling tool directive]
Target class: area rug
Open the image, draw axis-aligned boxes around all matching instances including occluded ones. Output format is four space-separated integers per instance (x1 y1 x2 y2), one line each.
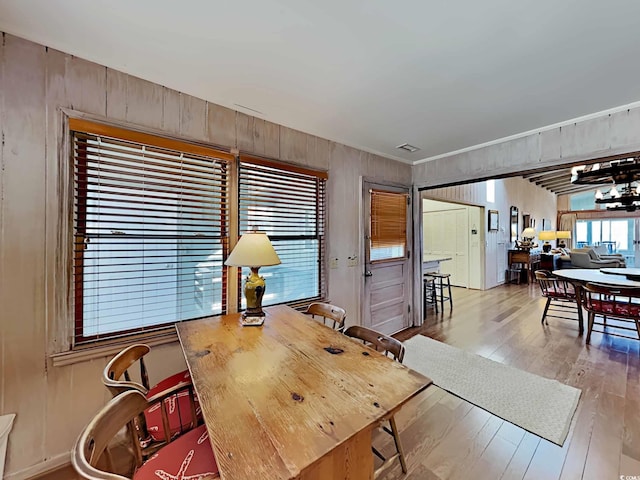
403 336 581 446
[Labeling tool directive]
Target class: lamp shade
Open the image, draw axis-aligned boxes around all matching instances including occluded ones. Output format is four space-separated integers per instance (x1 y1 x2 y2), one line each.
521 227 536 239
225 232 281 267
538 230 557 241
556 231 571 239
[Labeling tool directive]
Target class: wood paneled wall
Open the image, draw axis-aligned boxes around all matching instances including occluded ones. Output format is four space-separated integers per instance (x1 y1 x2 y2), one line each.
0 33 410 478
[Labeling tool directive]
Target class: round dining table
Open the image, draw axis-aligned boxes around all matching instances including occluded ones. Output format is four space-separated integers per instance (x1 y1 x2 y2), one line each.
552 268 640 288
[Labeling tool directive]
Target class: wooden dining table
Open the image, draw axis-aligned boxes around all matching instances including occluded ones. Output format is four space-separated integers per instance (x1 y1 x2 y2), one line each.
176 305 432 480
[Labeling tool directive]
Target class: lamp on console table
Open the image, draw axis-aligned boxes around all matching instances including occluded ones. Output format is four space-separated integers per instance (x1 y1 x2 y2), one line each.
225 232 281 326
556 230 571 249
538 230 557 253
517 227 538 250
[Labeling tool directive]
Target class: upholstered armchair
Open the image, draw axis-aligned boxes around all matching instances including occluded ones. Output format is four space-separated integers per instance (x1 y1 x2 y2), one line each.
569 248 625 268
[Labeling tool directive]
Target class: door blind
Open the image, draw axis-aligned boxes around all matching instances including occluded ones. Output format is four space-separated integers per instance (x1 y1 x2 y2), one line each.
238 156 327 307
71 119 232 343
370 189 408 261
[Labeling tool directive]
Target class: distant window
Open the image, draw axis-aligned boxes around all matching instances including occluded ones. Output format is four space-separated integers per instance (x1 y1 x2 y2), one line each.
71 119 232 344
486 179 495 203
238 157 327 307
570 191 597 210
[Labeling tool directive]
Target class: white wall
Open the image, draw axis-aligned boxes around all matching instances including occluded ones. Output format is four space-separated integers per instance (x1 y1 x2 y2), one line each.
0 33 411 478
422 177 557 289
422 199 483 289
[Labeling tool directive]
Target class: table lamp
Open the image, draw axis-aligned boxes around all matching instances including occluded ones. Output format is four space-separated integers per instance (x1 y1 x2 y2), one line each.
556 231 571 249
538 230 557 253
225 232 281 326
519 227 537 250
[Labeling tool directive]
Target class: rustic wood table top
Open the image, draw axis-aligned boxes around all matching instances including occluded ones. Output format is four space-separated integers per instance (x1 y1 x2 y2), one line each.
176 305 432 480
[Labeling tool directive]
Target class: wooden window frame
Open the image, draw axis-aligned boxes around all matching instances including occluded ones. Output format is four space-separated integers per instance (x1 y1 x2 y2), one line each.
69 118 234 345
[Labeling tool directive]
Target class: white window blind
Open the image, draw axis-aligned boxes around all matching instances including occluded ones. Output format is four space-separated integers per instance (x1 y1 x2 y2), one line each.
238 156 327 307
71 119 232 344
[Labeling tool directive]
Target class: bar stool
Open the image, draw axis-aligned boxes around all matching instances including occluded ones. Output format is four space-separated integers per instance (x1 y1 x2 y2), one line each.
430 272 453 313
423 274 438 316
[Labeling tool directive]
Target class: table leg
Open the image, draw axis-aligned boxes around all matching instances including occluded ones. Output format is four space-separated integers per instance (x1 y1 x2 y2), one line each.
573 284 585 335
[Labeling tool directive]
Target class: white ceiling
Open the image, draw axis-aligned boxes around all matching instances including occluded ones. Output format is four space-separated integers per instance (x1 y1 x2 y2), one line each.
2 0 640 164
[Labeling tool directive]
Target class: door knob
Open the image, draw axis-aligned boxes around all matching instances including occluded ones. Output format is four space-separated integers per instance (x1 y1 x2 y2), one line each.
364 271 373 277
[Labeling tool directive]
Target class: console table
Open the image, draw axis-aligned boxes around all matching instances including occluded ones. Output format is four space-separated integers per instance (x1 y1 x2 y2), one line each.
508 249 541 284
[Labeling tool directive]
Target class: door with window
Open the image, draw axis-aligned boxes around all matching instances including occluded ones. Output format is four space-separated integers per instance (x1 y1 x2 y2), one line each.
362 183 411 335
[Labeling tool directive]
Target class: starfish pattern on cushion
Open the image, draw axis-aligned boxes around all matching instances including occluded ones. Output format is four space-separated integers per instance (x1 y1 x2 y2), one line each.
154 450 217 480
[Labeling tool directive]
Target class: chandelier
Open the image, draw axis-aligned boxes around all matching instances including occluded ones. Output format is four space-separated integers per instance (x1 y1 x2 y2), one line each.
571 157 640 212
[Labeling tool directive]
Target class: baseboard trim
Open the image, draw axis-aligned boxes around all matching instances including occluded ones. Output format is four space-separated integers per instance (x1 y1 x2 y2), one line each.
4 453 70 480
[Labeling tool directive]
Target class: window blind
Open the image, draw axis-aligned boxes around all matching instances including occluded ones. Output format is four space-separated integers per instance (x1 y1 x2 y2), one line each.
71 119 232 343
238 156 327 307
370 189 408 261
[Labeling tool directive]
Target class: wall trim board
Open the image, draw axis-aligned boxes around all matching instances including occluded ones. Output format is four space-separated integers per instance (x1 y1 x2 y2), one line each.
50 330 179 367
4 453 69 480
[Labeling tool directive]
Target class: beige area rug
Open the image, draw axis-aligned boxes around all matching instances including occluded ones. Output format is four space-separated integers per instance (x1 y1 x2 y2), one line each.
403 336 581 446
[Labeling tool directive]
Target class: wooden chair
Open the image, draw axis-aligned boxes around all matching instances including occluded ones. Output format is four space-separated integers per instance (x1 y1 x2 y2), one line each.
535 270 583 333
72 390 219 480
582 282 640 343
103 344 200 450
343 325 406 476
304 302 347 332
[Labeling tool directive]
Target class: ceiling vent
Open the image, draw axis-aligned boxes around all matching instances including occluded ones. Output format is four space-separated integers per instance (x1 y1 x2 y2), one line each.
395 143 420 153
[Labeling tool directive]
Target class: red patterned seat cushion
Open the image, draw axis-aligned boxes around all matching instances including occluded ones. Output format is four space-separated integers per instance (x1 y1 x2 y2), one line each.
542 283 576 299
144 369 202 441
587 299 640 317
134 424 218 480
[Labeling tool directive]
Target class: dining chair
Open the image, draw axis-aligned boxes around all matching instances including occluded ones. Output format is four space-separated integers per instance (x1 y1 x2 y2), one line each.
582 282 640 343
343 325 406 476
304 302 347 332
535 270 583 332
72 390 219 480
103 344 201 449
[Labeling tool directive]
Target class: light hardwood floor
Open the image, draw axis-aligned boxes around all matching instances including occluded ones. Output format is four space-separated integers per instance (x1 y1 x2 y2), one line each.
45 283 639 480
376 282 640 480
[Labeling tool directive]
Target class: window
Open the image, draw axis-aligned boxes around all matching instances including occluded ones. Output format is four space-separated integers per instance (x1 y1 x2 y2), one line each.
71 119 233 343
238 156 327 306
570 190 597 211
369 189 408 261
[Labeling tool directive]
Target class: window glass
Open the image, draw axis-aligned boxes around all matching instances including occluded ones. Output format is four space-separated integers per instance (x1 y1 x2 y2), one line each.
238 159 326 307
72 121 230 343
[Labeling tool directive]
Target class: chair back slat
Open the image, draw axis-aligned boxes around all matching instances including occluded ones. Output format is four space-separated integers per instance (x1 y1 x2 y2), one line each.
344 325 405 363
72 390 149 480
103 344 151 396
305 302 347 331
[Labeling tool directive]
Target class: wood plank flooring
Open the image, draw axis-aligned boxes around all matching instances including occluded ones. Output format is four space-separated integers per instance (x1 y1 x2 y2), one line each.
376 283 640 480
44 283 640 480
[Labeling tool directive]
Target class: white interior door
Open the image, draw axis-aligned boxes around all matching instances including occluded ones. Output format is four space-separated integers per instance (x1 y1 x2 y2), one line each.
362 183 411 335
423 208 468 287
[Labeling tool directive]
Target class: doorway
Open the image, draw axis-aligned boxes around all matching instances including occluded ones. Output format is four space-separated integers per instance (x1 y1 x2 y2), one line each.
422 199 483 289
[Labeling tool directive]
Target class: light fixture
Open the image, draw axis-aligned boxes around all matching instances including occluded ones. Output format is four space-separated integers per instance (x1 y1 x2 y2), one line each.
225 232 281 326
556 231 571 249
518 227 537 250
538 230 557 253
571 157 640 211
